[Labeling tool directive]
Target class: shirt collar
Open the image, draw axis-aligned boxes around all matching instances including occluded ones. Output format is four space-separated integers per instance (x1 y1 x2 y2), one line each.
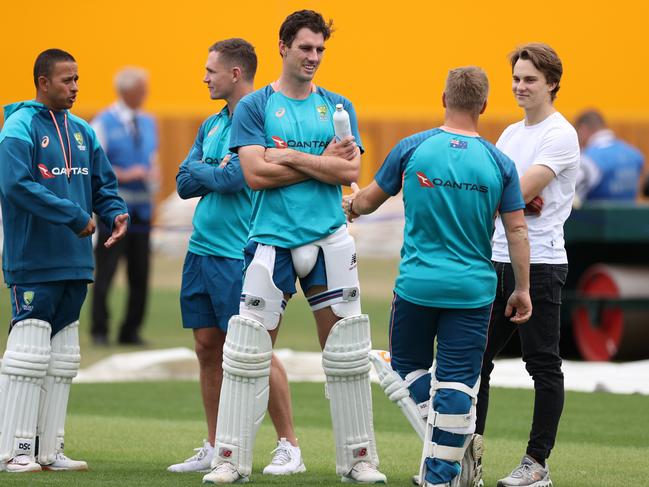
587 129 615 148
113 100 138 123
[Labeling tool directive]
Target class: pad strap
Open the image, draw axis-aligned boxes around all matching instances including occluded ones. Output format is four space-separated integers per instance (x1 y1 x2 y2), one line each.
307 287 360 312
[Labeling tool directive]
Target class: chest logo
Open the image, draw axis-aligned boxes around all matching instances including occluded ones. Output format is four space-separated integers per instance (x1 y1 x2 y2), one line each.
275 108 286 118
271 136 288 149
41 136 49 148
316 105 328 120
208 125 219 137
74 132 86 151
38 164 56 179
416 171 434 188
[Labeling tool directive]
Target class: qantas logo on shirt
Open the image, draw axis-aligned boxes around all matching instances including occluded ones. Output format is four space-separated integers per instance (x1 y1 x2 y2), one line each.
38 164 89 178
415 170 488 193
38 164 55 179
271 136 327 149
416 171 434 187
271 136 288 148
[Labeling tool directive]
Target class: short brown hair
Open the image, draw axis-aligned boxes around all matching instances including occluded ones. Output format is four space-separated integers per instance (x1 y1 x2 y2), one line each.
510 43 562 101
444 66 489 115
574 109 606 130
279 10 334 46
209 38 257 82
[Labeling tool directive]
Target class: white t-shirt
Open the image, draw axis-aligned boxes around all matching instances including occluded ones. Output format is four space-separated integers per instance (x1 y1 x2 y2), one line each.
492 112 580 264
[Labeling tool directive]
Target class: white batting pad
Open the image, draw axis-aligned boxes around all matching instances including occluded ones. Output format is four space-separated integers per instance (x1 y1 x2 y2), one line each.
37 321 81 465
0 319 51 461
213 316 272 477
369 350 427 441
322 315 379 475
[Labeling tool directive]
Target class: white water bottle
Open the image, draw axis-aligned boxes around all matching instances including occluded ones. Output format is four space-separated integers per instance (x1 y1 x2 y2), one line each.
333 103 352 141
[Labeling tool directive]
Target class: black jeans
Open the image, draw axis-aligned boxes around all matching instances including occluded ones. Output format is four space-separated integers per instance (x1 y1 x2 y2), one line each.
91 211 151 342
476 262 568 464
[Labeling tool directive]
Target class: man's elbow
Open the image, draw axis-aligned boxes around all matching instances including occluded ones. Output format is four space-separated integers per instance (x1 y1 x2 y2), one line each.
506 223 529 242
244 173 267 191
340 166 361 186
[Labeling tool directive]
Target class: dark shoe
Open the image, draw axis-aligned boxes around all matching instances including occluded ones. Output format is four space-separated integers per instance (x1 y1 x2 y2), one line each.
91 334 109 346
118 335 147 346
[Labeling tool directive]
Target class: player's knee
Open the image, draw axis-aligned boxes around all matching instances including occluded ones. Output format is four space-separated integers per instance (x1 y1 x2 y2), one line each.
194 336 223 367
428 374 480 436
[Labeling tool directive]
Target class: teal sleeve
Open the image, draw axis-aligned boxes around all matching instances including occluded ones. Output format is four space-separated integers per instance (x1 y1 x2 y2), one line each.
176 123 210 199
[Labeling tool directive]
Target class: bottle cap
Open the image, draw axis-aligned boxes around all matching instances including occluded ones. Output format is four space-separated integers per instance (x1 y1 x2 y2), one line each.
335 103 343 110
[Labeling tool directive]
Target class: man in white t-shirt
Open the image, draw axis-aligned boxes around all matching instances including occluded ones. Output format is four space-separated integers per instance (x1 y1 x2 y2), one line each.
469 43 580 487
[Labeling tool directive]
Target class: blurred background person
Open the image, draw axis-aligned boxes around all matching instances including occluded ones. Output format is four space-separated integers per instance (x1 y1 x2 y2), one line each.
574 109 644 205
90 67 160 345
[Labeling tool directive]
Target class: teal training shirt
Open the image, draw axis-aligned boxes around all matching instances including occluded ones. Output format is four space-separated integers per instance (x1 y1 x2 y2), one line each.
176 106 252 259
375 128 524 308
229 85 363 248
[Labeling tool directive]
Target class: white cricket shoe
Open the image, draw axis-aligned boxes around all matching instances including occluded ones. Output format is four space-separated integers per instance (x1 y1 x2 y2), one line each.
342 461 387 484
40 451 88 471
202 461 248 484
168 440 214 473
262 437 306 475
4 455 42 473
453 434 484 487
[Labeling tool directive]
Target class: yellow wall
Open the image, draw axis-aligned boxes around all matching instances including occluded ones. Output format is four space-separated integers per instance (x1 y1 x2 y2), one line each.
2 0 649 122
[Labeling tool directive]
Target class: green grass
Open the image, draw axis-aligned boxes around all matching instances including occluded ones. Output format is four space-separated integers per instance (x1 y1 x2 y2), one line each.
0 382 648 486
1 256 648 485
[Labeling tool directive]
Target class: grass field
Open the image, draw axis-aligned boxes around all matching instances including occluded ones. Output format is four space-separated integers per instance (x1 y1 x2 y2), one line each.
0 255 648 486
0 382 648 486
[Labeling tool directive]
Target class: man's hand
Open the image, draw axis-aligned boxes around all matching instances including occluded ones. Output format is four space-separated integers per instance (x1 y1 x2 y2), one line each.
104 213 129 248
342 182 361 222
323 136 357 161
505 289 532 324
77 218 96 238
218 153 232 168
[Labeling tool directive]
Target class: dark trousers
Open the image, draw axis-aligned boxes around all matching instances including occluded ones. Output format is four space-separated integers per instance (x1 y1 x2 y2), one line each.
475 262 568 464
91 212 150 341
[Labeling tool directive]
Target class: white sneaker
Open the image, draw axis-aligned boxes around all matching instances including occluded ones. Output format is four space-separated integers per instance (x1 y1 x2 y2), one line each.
40 451 88 471
497 455 552 487
202 461 248 484
168 440 214 473
262 438 306 475
5 455 42 473
342 461 387 484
